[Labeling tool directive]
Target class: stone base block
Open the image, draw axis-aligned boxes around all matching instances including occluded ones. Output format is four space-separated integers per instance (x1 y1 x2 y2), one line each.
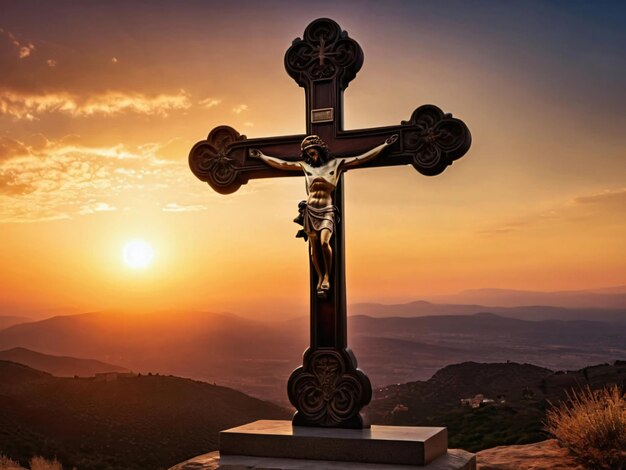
220 420 448 466
168 420 476 470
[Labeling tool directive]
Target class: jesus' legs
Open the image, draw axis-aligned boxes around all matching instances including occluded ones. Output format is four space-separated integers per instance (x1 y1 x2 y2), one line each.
319 228 332 291
309 234 324 291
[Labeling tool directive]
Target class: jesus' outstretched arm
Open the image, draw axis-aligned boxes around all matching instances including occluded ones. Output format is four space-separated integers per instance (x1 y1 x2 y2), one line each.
249 149 301 171
339 134 398 169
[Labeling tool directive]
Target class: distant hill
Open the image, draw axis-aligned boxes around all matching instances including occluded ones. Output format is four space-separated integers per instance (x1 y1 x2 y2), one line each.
367 361 626 452
0 360 289 470
350 300 626 323
0 315 30 331
349 313 626 390
0 347 129 377
0 310 305 403
420 287 626 309
0 310 624 406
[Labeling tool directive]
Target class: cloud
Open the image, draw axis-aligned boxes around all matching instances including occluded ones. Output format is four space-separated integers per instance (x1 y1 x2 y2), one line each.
198 97 221 108
0 134 82 162
0 136 30 161
232 104 248 114
162 203 207 212
572 188 626 206
1 29 35 59
77 202 117 215
111 57 118 64
154 137 192 161
478 187 626 236
477 220 529 235
46 59 57 67
0 89 192 120
0 136 211 223
0 169 34 195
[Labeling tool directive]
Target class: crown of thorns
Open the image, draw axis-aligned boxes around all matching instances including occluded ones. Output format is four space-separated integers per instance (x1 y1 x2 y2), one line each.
301 135 328 152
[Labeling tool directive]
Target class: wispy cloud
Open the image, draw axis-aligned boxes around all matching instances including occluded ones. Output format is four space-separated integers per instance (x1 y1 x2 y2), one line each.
162 203 207 212
46 59 57 67
78 201 117 215
232 104 248 114
198 97 221 109
154 137 192 161
0 136 210 223
572 188 626 206
0 136 30 161
0 89 192 120
478 188 626 236
1 28 35 58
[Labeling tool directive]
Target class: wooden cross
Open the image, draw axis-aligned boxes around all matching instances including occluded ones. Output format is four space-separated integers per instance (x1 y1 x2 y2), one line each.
189 18 471 429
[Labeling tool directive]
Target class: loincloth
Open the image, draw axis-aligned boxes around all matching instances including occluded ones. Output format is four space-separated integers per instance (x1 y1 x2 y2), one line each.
303 205 336 235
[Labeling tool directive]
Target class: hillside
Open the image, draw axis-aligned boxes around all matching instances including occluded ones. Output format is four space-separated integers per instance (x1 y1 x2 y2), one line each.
367 361 626 452
0 360 289 470
0 347 129 377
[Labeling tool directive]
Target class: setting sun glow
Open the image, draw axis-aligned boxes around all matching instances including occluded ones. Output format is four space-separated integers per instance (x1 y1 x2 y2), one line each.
0 2 624 318
122 239 154 269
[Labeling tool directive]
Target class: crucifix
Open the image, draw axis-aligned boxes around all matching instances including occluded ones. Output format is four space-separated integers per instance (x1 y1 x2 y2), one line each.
189 18 471 429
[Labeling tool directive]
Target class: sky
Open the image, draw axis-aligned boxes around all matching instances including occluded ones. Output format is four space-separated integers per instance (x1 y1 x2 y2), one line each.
0 0 625 319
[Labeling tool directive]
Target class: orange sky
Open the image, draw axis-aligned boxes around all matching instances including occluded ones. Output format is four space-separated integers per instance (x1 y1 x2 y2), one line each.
1 1 625 319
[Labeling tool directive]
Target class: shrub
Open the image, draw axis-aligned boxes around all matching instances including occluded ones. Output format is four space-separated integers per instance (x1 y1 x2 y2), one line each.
546 385 626 470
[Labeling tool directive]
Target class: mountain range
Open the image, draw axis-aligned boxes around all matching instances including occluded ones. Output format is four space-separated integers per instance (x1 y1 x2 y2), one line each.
350 300 626 323
417 286 626 309
0 308 624 405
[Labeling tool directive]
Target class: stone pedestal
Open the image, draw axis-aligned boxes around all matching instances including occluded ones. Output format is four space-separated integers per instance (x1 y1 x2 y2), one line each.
169 420 476 470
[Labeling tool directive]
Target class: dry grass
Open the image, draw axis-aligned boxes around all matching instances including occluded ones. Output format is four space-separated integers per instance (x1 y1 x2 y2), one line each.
0 456 63 470
546 385 626 470
28 457 62 470
0 455 25 470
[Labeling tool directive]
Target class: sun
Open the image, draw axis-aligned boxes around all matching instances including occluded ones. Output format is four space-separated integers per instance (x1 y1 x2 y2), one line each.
122 239 154 269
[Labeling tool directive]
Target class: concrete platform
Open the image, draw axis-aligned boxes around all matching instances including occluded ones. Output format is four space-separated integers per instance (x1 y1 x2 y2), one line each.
220 420 448 466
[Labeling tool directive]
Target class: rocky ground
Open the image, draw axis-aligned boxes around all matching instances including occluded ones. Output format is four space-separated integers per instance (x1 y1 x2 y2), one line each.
477 439 583 470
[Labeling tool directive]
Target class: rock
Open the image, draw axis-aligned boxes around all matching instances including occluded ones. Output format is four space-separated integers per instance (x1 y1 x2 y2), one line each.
168 451 220 470
477 439 583 470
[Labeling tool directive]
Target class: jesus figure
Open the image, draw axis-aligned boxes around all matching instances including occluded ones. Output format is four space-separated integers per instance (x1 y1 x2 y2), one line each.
250 133 398 296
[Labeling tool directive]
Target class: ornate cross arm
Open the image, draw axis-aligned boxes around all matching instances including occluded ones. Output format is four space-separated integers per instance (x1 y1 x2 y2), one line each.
333 105 471 176
188 126 306 194
189 103 470 195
